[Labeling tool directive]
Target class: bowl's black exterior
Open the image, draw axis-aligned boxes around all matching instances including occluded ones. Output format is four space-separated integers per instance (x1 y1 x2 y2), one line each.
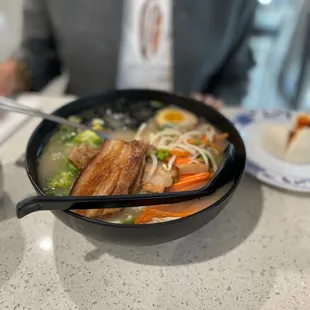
25 89 246 245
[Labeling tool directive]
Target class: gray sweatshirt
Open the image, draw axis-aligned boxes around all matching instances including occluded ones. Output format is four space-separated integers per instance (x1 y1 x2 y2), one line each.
15 0 257 104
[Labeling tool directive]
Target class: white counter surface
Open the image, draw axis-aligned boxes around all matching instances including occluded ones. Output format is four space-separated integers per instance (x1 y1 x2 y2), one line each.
0 94 309 310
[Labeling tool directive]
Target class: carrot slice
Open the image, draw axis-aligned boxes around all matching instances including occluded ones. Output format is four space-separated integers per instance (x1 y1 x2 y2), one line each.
135 178 213 224
175 172 210 183
174 157 192 165
153 197 211 215
201 136 207 144
169 172 210 191
173 172 210 186
177 174 210 183
135 209 193 224
170 149 190 157
135 194 212 224
169 180 208 193
178 174 195 182
135 172 213 224
174 157 205 165
187 138 202 145
135 213 154 224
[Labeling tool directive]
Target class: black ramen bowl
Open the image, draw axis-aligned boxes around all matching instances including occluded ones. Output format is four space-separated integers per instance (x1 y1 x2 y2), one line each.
22 89 246 245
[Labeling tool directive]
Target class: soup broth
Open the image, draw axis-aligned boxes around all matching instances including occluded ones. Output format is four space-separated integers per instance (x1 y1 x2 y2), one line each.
38 102 229 224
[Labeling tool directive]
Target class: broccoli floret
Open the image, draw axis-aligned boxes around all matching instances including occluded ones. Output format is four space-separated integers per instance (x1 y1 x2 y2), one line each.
58 116 81 133
68 116 82 124
47 172 73 189
45 162 80 196
60 131 77 143
121 214 136 225
151 101 163 108
52 123 76 143
59 124 70 133
68 162 80 177
155 149 171 161
44 187 58 196
58 125 77 144
72 130 101 147
91 118 104 131
59 124 76 134
91 118 104 126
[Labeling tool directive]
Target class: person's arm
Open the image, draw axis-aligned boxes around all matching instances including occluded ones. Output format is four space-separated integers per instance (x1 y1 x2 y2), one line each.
12 0 61 92
203 1 257 106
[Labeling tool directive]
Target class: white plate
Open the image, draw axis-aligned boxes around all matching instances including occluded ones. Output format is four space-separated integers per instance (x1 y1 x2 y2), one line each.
232 109 310 193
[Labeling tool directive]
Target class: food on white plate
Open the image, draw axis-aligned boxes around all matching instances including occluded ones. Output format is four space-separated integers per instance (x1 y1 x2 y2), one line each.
261 113 310 164
285 113 310 164
261 124 289 159
38 105 229 224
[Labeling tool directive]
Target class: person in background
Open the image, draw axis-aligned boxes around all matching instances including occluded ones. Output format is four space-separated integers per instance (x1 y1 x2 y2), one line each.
0 0 257 107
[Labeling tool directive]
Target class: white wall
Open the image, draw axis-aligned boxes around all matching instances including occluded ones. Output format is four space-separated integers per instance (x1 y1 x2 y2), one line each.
0 0 23 62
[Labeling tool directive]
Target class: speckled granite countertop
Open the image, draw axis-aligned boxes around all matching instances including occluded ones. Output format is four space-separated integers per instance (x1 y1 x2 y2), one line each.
0 94 309 310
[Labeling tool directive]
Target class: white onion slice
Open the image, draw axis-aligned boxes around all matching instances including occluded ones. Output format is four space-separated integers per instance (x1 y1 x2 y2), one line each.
182 140 209 165
143 152 158 184
162 155 176 171
150 129 181 145
135 123 147 140
201 148 218 170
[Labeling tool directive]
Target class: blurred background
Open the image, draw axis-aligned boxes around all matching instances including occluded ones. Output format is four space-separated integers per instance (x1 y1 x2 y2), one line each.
0 0 309 110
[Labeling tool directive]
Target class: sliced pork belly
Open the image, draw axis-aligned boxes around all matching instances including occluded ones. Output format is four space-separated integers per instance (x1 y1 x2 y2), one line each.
68 144 99 170
142 162 178 193
71 139 148 218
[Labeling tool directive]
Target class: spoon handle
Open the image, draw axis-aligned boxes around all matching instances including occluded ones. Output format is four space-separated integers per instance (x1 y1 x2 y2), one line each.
0 96 88 131
16 145 235 218
16 190 213 218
